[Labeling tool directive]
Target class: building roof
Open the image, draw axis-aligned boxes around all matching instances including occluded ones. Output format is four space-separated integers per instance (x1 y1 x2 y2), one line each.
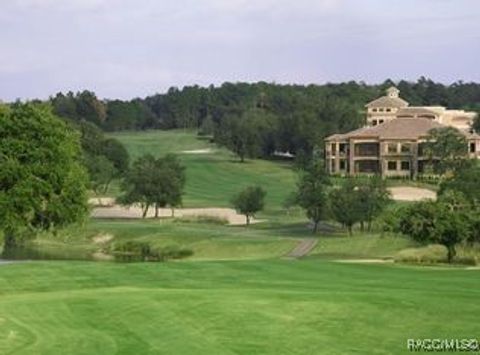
365 96 409 108
396 107 438 117
326 118 446 141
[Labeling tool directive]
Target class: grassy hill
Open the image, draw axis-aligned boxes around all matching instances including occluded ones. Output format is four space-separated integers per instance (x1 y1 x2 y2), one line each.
108 130 297 209
0 259 478 354
0 129 478 354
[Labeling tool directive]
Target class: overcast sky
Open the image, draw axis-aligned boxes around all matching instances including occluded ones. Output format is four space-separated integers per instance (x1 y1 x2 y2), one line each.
1 0 479 101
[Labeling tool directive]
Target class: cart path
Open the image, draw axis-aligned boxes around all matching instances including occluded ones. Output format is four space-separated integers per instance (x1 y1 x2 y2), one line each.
286 238 318 258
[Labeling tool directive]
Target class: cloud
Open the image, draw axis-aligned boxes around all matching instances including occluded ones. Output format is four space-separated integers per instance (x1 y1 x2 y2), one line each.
0 0 479 101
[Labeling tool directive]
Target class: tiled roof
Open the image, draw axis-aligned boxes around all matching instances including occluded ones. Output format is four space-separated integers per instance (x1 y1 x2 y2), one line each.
396 107 437 116
365 96 409 108
326 118 445 141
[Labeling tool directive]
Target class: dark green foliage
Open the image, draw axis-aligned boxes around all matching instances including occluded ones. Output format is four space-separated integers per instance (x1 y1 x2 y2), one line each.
119 154 186 218
85 155 116 199
101 138 130 174
439 163 480 207
45 79 480 160
73 120 129 197
356 176 392 231
396 200 471 263
424 127 469 175
328 180 363 235
0 103 89 251
295 161 330 233
51 91 106 125
231 186 266 225
112 241 193 262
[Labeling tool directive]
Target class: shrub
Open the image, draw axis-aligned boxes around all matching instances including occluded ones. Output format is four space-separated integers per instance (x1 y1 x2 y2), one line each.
111 241 193 262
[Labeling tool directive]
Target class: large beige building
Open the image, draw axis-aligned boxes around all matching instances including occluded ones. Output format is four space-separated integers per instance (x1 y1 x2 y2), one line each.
325 87 480 178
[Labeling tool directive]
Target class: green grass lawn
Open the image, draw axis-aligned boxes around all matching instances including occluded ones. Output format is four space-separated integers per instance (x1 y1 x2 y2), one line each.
108 130 297 209
0 259 478 355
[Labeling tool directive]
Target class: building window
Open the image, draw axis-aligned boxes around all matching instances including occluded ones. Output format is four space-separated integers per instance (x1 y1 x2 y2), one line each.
372 120 378 126
387 143 398 154
340 160 346 170
379 108 384 112
387 161 397 171
372 108 377 112
401 161 410 171
400 143 411 153
386 108 391 112
379 120 384 124
339 143 347 154
331 143 336 154
470 143 476 153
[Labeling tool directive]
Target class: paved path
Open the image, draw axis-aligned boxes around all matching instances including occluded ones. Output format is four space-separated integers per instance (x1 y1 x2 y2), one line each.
285 238 318 258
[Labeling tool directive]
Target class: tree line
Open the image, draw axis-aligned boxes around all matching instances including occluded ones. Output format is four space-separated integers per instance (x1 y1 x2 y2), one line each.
47 78 480 160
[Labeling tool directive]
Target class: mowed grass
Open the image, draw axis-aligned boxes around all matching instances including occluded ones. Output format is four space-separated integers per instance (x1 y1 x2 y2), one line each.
109 130 297 209
0 259 478 355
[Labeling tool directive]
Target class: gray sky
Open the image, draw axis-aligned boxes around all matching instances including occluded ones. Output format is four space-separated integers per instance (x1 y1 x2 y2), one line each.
1 0 479 101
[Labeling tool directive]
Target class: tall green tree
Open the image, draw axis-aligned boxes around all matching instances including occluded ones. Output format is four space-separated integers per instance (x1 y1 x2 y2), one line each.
397 200 471 263
119 154 185 218
231 186 266 225
0 104 89 252
424 127 469 175
329 179 363 235
439 163 480 208
295 161 330 233
357 176 391 231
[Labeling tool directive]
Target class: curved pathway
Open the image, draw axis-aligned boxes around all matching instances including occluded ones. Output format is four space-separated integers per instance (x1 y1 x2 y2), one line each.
285 238 318 258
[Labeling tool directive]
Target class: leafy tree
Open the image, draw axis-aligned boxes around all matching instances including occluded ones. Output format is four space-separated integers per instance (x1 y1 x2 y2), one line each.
295 161 330 233
119 154 185 218
0 104 89 252
86 155 117 205
357 176 391 231
439 163 480 208
231 186 266 225
329 179 363 235
152 155 186 217
101 138 130 174
396 200 471 263
424 127 469 175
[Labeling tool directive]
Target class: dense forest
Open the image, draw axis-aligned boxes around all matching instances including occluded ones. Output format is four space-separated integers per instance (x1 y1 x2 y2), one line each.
48 78 480 158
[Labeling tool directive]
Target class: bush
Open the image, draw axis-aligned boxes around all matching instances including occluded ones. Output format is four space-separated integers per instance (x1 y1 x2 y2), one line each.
111 241 193 262
394 245 447 264
394 244 479 266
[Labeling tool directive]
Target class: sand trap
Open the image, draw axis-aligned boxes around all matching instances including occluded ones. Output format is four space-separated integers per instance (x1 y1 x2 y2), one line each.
89 198 116 207
180 149 213 154
92 233 114 244
334 259 394 264
388 187 437 202
91 205 260 225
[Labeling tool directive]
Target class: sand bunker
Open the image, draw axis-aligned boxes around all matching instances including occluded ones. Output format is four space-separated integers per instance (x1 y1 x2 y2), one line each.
334 259 394 264
388 187 437 202
91 205 259 225
180 149 213 154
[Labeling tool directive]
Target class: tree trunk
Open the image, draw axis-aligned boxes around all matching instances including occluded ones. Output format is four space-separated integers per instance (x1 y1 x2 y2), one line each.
360 221 364 232
348 225 353 236
2 229 17 256
142 205 149 218
155 205 159 219
246 215 250 226
171 208 175 217
313 220 319 234
446 244 456 263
